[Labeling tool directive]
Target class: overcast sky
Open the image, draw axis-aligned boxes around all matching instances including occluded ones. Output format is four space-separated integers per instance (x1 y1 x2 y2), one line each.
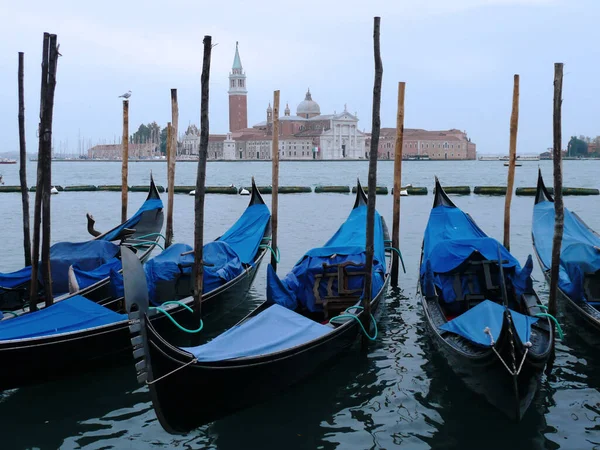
0 0 597 155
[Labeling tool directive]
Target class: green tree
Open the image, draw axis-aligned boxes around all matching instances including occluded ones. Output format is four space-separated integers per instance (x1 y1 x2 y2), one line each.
567 136 588 156
159 126 168 154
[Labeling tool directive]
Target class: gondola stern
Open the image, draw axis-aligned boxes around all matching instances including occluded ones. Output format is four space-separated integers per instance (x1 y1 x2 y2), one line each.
249 177 266 206
535 169 554 205
353 178 368 209
433 176 457 208
147 172 161 200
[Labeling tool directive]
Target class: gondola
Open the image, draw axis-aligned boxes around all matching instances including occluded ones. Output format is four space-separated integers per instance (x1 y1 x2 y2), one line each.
0 181 271 391
0 176 164 312
418 177 553 421
532 170 600 332
123 181 392 434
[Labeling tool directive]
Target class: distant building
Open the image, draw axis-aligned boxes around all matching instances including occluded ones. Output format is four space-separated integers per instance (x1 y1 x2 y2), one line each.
365 128 476 160
87 143 158 159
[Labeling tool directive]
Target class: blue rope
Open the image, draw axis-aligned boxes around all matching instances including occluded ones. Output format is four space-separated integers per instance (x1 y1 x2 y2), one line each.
259 244 280 263
136 232 167 243
329 305 378 341
128 240 165 251
535 312 564 340
385 246 406 273
150 300 203 333
537 304 549 310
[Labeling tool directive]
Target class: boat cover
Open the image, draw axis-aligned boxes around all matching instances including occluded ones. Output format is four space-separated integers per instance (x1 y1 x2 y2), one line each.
420 205 532 303
439 300 538 347
533 200 600 302
100 198 163 242
0 295 125 341
181 304 332 361
0 241 120 295
216 203 271 264
267 204 386 312
0 266 32 289
48 241 121 295
72 257 123 291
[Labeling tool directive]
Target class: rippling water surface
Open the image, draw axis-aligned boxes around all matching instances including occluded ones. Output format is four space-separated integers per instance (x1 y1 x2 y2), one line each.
1 160 600 449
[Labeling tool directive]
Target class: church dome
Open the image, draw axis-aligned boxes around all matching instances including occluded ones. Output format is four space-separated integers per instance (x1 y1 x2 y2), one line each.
296 89 320 117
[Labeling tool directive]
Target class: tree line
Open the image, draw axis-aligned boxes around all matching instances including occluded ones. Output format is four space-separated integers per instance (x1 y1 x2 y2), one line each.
568 135 600 157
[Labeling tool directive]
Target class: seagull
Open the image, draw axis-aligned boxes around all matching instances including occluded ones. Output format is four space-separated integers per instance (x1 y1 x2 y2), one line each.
118 90 132 99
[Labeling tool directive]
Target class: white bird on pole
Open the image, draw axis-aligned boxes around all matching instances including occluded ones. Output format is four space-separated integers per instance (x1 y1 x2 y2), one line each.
118 90 132 99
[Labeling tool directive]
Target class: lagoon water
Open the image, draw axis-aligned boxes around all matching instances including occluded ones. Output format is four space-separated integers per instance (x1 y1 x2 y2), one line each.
0 160 599 449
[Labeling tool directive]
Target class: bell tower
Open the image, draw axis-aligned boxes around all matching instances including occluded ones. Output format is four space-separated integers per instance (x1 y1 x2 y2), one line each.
228 42 248 132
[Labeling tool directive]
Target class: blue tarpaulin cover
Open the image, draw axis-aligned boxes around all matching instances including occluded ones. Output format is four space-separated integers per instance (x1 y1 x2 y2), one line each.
420 204 532 303
0 241 120 295
72 257 123 291
439 299 538 347
100 198 163 242
533 200 600 302
0 266 32 289
0 295 125 341
267 204 386 312
216 203 271 264
181 304 332 361
49 241 120 295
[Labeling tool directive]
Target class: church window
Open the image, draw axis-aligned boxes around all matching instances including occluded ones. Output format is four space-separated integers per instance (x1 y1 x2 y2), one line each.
294 151 296 156
230 80 235 88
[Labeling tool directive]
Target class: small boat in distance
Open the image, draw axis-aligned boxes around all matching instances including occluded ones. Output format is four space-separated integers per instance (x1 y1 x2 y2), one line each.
0 158 16 164
504 162 522 167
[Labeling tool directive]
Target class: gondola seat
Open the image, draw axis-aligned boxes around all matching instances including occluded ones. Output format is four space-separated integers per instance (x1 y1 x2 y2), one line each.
313 261 367 319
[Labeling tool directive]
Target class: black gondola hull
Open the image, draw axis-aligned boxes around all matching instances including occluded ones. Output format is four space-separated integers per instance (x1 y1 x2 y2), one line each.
0 251 266 391
144 279 387 434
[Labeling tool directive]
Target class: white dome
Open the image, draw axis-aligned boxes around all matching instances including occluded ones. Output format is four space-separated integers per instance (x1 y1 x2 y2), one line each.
296 89 320 116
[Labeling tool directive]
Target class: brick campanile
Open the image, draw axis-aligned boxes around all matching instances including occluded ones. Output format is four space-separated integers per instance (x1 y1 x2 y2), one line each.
228 41 248 132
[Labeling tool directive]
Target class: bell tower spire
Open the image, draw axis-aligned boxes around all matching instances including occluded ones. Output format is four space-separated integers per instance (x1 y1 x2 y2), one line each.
228 41 248 132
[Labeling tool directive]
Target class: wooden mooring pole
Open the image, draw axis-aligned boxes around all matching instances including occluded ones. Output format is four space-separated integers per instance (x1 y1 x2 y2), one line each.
193 35 212 314
30 33 59 309
391 82 405 287
18 51 31 267
165 89 179 248
503 74 520 251
165 121 174 248
121 100 129 223
549 63 564 318
363 16 383 340
271 90 280 272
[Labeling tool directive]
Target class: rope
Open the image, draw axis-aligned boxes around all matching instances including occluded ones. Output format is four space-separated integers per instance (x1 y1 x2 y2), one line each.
259 244 280 263
534 312 564 340
150 300 203 333
145 357 198 385
484 327 532 376
136 232 167 243
329 305 378 341
385 246 406 273
128 240 165 251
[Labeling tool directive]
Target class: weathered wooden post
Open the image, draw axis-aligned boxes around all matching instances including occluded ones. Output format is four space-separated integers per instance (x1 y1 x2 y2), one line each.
391 81 405 287
503 74 519 251
271 90 280 272
165 89 179 248
121 99 129 223
18 51 31 267
165 121 174 247
363 16 383 338
549 63 564 318
193 35 212 314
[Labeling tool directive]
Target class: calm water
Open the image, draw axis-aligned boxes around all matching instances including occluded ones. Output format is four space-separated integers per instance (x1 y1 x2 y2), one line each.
0 160 599 449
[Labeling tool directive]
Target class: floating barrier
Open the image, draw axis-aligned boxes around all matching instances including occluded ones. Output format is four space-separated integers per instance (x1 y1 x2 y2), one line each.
239 186 312 194
516 187 599 196
205 186 238 194
64 185 98 192
352 186 389 195
0 186 22 192
130 185 165 193
406 187 428 195
437 186 471 195
170 186 195 193
241 186 271 194
314 186 351 193
474 186 507 196
97 185 122 191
